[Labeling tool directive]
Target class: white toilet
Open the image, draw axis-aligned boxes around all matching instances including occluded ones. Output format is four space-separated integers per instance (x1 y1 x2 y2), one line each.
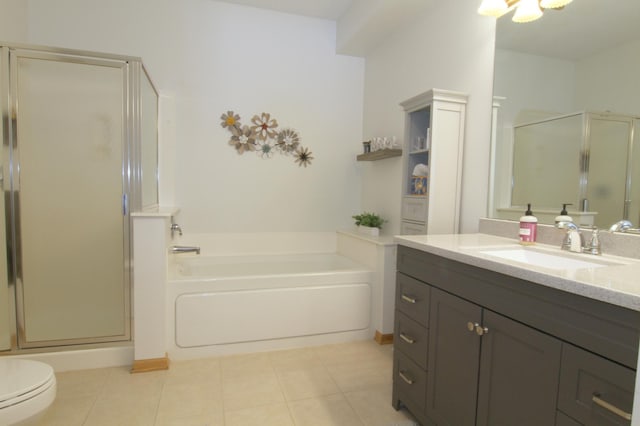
0 359 56 425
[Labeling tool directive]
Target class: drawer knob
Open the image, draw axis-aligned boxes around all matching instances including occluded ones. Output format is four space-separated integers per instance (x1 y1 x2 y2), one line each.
592 394 632 421
401 294 417 304
399 370 415 385
399 333 415 344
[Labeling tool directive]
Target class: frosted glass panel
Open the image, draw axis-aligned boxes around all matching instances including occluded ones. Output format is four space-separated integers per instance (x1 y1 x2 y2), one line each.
16 56 127 344
511 114 583 208
587 118 631 228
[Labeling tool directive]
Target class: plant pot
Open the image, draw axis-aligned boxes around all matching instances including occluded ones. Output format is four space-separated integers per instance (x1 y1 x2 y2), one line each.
357 225 380 237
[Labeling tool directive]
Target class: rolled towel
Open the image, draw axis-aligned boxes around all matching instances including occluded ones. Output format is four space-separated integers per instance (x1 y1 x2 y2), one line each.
412 163 429 176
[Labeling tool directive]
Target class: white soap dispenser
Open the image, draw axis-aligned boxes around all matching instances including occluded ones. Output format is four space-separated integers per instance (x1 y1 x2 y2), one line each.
555 204 573 224
519 203 537 245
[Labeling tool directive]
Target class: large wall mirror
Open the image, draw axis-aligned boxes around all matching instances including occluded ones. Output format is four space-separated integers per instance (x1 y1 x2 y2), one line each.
488 0 640 229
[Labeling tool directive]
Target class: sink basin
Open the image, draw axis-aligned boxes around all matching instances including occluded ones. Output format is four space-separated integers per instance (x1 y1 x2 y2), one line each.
479 248 626 270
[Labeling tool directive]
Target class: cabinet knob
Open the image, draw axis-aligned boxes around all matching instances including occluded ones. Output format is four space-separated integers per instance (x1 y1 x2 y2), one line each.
475 325 489 336
467 322 477 332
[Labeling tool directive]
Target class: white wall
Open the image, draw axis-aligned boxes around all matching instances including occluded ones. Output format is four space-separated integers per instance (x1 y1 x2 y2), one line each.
16 0 365 233
494 50 576 125
360 1 496 234
0 0 27 42
575 38 640 115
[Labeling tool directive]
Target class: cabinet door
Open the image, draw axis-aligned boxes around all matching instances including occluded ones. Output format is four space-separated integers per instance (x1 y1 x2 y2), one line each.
426 288 481 426
476 310 562 426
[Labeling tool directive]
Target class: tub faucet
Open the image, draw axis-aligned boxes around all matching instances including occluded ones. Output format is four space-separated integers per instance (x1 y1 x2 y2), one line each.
170 223 183 238
171 245 200 255
555 221 584 253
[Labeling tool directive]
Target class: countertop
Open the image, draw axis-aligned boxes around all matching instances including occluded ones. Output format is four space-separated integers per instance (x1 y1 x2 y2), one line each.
395 233 640 312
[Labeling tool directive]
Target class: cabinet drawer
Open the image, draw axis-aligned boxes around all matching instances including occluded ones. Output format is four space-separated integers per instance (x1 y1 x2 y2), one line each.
396 273 430 327
402 196 427 223
558 343 635 426
401 220 425 235
395 311 428 369
393 350 427 413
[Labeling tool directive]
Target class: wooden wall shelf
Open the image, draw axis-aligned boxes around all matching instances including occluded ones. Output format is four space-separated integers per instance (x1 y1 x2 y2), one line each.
356 148 402 161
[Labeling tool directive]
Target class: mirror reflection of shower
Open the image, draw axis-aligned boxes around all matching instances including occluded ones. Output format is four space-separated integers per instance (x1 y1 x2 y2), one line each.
508 111 639 228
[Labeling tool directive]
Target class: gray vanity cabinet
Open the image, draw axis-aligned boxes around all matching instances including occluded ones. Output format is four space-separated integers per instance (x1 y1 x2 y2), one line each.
393 245 640 426
426 287 561 426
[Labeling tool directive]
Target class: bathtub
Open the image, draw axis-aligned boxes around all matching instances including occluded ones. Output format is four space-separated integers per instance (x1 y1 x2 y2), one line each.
166 253 373 358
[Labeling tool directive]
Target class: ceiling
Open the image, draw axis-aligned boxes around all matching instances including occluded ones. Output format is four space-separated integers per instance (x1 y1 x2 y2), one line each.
218 0 640 61
215 0 354 20
215 0 433 56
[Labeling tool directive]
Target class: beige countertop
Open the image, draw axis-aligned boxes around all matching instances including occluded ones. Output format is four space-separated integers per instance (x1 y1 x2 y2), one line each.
395 233 640 312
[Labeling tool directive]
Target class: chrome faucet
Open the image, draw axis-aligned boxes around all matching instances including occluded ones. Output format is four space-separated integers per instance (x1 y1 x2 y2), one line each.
556 221 583 253
556 221 602 255
170 223 183 238
171 245 200 255
584 228 602 255
608 220 640 234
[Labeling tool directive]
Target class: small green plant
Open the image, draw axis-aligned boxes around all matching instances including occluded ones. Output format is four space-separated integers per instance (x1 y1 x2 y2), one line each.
352 212 386 229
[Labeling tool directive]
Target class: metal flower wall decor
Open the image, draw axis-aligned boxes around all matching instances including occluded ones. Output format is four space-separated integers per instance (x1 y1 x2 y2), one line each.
220 111 314 167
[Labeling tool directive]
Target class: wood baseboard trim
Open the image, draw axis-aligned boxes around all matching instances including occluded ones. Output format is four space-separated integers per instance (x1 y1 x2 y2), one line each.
131 354 170 373
374 331 394 345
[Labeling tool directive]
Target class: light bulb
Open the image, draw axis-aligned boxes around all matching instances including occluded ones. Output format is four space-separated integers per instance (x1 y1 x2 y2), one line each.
478 0 509 17
512 0 543 23
540 0 573 8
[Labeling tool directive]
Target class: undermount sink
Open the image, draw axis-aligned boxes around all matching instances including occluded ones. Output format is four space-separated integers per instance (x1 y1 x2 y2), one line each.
479 247 627 270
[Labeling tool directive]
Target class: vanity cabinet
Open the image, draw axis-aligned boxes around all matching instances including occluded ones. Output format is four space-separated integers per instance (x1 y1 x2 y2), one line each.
399 89 467 235
392 245 640 426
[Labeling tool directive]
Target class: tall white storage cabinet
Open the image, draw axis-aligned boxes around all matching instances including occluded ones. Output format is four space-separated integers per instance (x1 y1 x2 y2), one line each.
400 89 467 235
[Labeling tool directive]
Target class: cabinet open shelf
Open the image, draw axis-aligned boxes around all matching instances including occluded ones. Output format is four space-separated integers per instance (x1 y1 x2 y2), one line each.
356 148 402 161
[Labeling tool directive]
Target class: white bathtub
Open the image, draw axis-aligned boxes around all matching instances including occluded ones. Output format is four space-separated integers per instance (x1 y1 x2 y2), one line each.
166 253 373 358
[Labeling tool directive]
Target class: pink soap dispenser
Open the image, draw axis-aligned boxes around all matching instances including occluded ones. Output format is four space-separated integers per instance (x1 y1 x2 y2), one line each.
519 203 537 245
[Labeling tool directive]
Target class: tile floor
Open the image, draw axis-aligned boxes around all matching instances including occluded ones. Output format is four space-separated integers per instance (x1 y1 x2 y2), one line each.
37 340 418 426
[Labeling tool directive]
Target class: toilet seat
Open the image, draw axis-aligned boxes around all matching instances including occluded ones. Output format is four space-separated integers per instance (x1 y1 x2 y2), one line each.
0 359 56 425
0 359 55 409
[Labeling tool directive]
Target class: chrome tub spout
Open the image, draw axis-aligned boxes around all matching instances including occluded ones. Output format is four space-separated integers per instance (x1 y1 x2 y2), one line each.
171 245 201 255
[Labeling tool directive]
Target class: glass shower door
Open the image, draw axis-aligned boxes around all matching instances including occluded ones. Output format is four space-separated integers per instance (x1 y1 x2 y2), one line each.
586 115 634 229
12 50 130 348
0 48 10 351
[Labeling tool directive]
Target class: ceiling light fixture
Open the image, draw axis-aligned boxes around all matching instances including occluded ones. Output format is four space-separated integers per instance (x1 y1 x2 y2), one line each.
477 0 572 23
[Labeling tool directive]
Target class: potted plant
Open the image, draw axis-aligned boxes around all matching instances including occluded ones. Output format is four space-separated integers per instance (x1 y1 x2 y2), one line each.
352 212 386 237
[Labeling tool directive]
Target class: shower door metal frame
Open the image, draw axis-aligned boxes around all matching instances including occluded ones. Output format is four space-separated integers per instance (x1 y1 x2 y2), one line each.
2 45 135 350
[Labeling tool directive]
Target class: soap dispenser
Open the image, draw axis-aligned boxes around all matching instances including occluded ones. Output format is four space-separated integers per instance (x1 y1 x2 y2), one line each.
555 204 573 224
519 203 537 245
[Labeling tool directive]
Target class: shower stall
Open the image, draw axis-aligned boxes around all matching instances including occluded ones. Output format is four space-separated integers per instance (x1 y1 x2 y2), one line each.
0 44 158 352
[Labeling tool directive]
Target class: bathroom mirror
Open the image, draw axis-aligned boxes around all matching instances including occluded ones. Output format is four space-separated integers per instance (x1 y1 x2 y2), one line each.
488 0 640 228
